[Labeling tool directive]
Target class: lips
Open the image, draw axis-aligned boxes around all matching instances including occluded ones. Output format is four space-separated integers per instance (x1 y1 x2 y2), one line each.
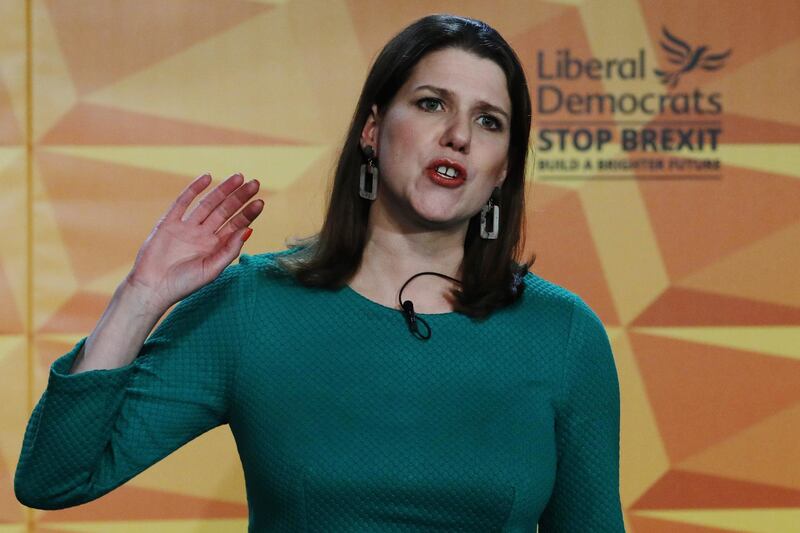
426 158 468 188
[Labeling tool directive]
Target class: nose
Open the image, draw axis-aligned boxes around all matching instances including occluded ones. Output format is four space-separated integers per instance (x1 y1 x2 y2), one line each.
440 112 471 154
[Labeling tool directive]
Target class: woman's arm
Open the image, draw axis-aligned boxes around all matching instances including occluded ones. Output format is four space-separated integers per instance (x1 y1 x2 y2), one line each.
14 172 263 509
538 295 626 532
68 278 169 374
14 261 251 509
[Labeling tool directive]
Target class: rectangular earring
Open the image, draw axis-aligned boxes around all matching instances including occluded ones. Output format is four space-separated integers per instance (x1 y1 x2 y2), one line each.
480 202 499 239
359 160 378 200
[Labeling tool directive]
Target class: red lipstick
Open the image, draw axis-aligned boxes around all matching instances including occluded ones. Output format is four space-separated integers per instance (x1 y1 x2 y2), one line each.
426 158 468 188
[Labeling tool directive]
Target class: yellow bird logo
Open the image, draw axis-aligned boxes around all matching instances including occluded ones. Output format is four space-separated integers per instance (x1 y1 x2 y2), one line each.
654 26 732 88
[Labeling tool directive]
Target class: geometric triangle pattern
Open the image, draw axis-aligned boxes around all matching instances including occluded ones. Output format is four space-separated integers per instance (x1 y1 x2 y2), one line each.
3 1 799 532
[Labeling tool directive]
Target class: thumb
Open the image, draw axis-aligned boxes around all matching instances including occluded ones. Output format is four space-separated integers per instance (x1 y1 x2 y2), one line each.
207 227 251 275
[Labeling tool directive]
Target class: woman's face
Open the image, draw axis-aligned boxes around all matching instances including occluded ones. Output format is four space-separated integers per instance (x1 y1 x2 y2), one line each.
361 47 511 232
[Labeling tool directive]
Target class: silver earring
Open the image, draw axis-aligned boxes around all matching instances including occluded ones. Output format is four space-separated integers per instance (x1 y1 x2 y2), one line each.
480 187 500 239
359 145 378 200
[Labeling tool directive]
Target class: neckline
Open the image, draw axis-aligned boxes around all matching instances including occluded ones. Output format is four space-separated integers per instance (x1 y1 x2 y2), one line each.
341 284 458 317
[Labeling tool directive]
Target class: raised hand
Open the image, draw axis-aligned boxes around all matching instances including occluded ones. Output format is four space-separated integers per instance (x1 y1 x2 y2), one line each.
125 172 264 314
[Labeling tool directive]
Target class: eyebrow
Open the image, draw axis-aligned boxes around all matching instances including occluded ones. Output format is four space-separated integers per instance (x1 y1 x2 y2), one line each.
413 84 510 122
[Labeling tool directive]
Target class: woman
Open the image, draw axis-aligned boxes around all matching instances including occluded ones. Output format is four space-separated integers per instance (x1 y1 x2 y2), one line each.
14 14 624 532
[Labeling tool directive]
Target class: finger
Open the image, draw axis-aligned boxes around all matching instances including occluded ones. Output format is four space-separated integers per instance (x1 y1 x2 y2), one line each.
184 173 245 224
164 173 212 222
201 178 260 231
215 198 264 241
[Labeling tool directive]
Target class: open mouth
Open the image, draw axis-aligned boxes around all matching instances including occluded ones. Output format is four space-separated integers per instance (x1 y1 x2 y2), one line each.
426 159 468 187
434 165 461 180
426 167 466 188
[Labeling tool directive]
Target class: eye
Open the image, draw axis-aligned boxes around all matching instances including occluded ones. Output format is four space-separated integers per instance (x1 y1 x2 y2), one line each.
478 114 503 131
417 97 443 112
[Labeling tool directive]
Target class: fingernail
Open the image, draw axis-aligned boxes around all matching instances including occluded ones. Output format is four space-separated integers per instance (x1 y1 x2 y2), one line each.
242 228 253 242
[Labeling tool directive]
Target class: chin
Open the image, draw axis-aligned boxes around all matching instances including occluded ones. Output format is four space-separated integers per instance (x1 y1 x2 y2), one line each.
411 203 455 224
412 209 469 231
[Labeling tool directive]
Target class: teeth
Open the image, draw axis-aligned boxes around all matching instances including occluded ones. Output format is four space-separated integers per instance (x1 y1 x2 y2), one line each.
435 165 459 178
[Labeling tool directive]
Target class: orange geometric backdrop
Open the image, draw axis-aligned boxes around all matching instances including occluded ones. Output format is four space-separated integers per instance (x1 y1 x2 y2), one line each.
2 1 799 532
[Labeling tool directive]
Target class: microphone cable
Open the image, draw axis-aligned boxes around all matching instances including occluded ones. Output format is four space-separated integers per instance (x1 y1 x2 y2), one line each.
398 272 461 340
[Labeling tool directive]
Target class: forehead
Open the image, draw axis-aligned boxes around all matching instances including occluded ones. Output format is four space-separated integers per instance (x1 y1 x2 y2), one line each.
403 48 510 110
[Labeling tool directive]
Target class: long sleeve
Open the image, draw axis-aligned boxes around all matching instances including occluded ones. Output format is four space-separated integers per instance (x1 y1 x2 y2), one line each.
14 262 248 510
538 295 625 532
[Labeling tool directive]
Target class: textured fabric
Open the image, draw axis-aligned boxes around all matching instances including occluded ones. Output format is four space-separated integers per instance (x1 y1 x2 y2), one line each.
15 249 624 532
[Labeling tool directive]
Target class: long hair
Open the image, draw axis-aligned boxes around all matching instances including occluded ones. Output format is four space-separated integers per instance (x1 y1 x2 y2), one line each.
277 13 536 319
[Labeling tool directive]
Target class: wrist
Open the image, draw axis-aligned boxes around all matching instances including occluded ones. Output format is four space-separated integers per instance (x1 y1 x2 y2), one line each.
119 275 170 319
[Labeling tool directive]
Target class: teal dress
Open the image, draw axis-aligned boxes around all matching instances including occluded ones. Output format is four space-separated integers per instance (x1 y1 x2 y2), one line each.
15 250 625 532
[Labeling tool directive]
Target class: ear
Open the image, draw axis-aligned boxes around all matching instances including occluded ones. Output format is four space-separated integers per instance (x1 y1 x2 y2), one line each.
360 104 380 153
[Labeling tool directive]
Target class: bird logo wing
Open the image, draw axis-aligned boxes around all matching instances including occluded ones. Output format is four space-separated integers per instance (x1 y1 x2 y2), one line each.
654 26 732 88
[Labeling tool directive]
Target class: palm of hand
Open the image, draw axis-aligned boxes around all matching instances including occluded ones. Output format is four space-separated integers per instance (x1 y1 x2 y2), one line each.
126 173 263 312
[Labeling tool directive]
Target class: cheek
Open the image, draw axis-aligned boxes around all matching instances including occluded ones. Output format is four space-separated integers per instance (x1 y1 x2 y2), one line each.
378 111 422 164
490 141 509 179
479 141 509 181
